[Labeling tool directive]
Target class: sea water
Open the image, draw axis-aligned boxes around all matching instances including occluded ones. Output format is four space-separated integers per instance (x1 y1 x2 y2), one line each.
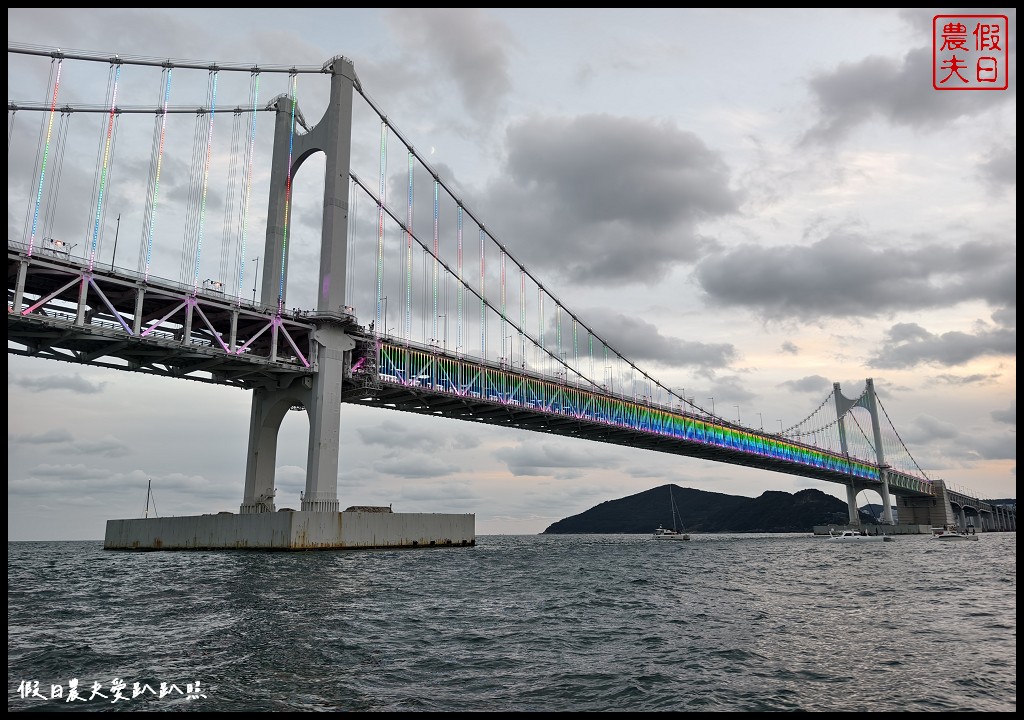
7 533 1016 711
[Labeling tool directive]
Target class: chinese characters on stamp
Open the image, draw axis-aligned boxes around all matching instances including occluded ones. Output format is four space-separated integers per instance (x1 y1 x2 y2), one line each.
933 14 1009 90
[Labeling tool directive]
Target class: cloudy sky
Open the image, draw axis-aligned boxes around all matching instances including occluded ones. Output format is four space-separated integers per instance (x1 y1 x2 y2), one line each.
7 8 1016 540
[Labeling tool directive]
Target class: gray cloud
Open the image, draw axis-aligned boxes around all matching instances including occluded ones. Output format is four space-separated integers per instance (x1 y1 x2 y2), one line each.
494 441 620 477
374 456 460 478
933 373 1001 386
991 306 1016 328
586 311 736 371
780 341 799 355
978 141 1016 189
706 375 759 409
778 375 832 394
451 433 482 450
386 8 514 124
355 419 445 452
991 401 1015 425
480 114 739 285
73 436 134 458
868 322 1016 368
803 46 1015 144
11 429 74 444
696 233 1016 321
910 414 960 442
13 373 107 394
961 432 1017 462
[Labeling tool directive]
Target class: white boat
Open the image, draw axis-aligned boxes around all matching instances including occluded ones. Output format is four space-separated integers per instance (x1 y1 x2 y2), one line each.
653 486 690 541
828 528 894 542
653 525 690 540
933 526 979 541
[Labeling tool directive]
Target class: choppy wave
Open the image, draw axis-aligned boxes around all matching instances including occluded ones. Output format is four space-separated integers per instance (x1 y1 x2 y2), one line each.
8 533 1017 711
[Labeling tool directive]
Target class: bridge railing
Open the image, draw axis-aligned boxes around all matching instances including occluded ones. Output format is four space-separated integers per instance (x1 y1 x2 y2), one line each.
9 240 318 371
358 340 896 486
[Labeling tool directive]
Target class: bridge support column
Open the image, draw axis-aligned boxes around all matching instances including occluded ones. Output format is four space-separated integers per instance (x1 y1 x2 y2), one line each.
250 55 359 514
879 470 895 524
845 484 860 525
238 330 355 514
301 327 354 513
241 384 306 514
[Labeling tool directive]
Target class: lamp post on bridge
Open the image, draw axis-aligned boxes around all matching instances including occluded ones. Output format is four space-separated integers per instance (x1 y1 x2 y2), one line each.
438 314 447 351
674 387 686 411
251 256 260 304
757 412 764 431
707 397 715 418
734 404 741 425
777 419 783 435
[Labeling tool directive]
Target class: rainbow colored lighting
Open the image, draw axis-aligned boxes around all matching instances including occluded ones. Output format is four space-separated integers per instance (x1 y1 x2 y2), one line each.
375 122 387 330
237 71 260 302
457 207 463 351
145 67 173 281
479 228 485 357
520 268 526 362
377 343 881 482
88 62 122 272
500 250 507 356
432 181 439 341
27 58 63 258
278 73 297 311
192 70 220 292
405 152 413 340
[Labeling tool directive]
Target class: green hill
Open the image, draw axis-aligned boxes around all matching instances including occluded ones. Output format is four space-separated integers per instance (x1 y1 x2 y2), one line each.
542 484 867 534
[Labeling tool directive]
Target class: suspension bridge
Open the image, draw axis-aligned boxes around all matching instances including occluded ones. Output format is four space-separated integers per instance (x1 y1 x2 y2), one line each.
7 45 1014 547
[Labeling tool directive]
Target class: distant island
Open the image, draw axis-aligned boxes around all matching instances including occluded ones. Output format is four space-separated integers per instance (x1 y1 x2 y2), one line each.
541 484 876 534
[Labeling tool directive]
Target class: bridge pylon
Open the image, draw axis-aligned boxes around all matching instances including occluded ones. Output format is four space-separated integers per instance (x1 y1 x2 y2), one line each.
239 56 360 515
834 378 894 525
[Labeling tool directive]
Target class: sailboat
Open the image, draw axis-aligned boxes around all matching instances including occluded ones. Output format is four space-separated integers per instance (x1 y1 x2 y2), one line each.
653 485 690 540
143 479 158 519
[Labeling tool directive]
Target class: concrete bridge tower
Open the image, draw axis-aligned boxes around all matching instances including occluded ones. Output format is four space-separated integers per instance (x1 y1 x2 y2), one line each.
833 378 895 525
239 56 360 515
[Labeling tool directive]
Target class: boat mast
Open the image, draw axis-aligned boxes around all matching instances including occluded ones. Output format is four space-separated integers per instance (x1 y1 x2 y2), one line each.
144 478 151 519
670 486 678 532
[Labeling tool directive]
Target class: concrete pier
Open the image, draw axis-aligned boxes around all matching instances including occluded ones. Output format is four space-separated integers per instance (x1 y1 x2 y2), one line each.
104 509 475 551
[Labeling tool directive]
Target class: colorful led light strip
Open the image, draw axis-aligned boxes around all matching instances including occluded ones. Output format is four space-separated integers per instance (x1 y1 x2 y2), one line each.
27 58 62 258
537 290 544 363
278 73 296 311
237 71 260 302
376 122 387 330
520 267 526 364
573 318 579 373
377 344 883 482
500 250 507 359
88 62 122 271
144 67 172 281
433 180 439 342
457 207 463 351
479 228 486 357
192 70 219 292
556 304 562 364
405 152 413 340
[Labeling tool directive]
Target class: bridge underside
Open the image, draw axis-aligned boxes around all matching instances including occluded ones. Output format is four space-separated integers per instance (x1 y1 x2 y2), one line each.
8 311 310 389
344 380 886 491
